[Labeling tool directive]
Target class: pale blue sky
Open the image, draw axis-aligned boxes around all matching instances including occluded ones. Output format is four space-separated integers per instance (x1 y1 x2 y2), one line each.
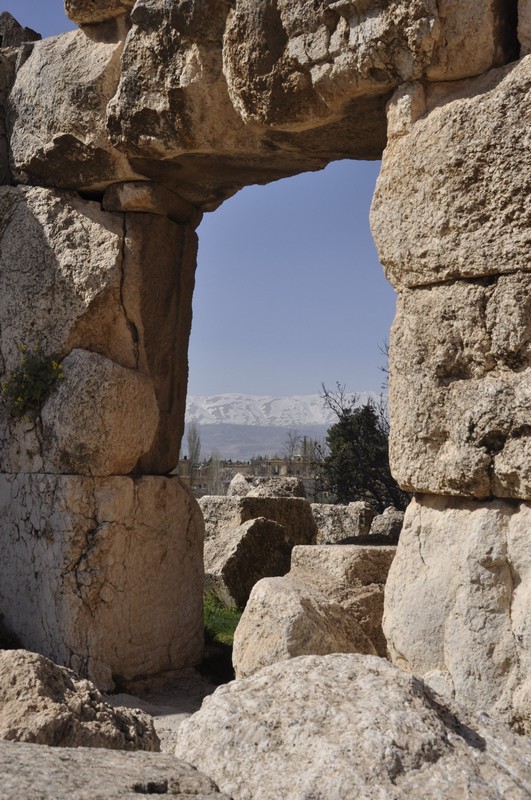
3 1 395 396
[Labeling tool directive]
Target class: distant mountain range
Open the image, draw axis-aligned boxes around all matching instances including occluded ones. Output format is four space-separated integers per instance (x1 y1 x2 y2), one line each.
184 392 376 460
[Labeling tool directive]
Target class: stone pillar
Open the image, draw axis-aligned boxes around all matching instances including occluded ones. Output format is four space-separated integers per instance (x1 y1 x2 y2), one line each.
0 184 204 689
371 56 531 733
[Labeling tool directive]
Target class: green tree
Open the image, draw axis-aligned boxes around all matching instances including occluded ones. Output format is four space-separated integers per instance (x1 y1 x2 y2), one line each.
322 384 410 512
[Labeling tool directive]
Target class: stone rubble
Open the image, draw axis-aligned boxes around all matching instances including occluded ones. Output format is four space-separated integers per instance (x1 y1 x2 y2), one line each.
0 650 159 751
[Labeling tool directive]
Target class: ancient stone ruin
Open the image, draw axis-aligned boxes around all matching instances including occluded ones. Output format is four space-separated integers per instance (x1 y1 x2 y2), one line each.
0 0 529 748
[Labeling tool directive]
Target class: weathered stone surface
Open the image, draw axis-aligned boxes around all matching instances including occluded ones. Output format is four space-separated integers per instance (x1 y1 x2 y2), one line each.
65 0 135 26
0 474 204 690
106 0 387 208
233 544 396 676
369 506 404 542
247 476 306 498
40 349 158 475
0 187 196 474
371 58 531 289
205 517 292 608
200 495 317 547
176 653 531 800
0 11 40 47
224 0 513 132
232 577 375 679
311 501 376 544
0 739 229 799
383 496 531 734
7 28 138 191
121 212 198 473
0 650 159 751
389 276 531 498
0 186 129 374
102 181 202 227
290 544 396 655
520 0 531 55
226 475 307 498
226 472 253 497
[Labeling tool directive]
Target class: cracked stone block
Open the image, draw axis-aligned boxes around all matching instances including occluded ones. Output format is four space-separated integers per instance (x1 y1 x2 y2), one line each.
0 474 204 690
41 349 159 475
6 28 139 191
389 275 531 499
102 181 202 227
0 740 230 799
0 186 197 474
383 495 531 735
204 517 293 608
371 58 531 289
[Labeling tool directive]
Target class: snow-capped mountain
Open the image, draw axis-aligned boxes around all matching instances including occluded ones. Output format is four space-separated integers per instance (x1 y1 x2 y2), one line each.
185 392 375 428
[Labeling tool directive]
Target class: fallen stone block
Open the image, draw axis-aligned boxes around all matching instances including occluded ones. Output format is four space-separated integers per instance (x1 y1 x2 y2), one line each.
232 576 375 678
176 653 531 800
311 501 376 544
205 517 292 608
200 495 317 548
232 544 396 676
0 650 159 751
0 739 229 799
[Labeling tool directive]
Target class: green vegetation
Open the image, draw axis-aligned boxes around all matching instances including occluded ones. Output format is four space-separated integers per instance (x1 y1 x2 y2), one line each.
322 384 410 512
199 592 243 684
1 344 64 421
204 591 242 647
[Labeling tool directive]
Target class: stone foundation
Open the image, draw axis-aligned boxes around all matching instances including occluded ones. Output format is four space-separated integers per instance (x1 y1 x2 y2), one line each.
0 474 204 689
383 496 531 735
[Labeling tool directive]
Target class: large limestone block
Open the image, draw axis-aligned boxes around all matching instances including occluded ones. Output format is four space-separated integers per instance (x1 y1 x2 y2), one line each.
290 544 396 655
0 650 159 751
389 276 531 498
204 517 292 608
102 180 202 227
311 501 376 544
0 187 196 473
106 0 387 208
7 28 138 190
224 0 513 132
371 58 531 289
232 577 375 679
200 495 317 547
0 474 204 690
176 654 531 800
246 476 306 498
41 349 159 475
383 496 531 734
0 11 40 47
0 186 130 372
65 0 135 25
0 740 230 800
122 212 198 473
233 544 396 677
